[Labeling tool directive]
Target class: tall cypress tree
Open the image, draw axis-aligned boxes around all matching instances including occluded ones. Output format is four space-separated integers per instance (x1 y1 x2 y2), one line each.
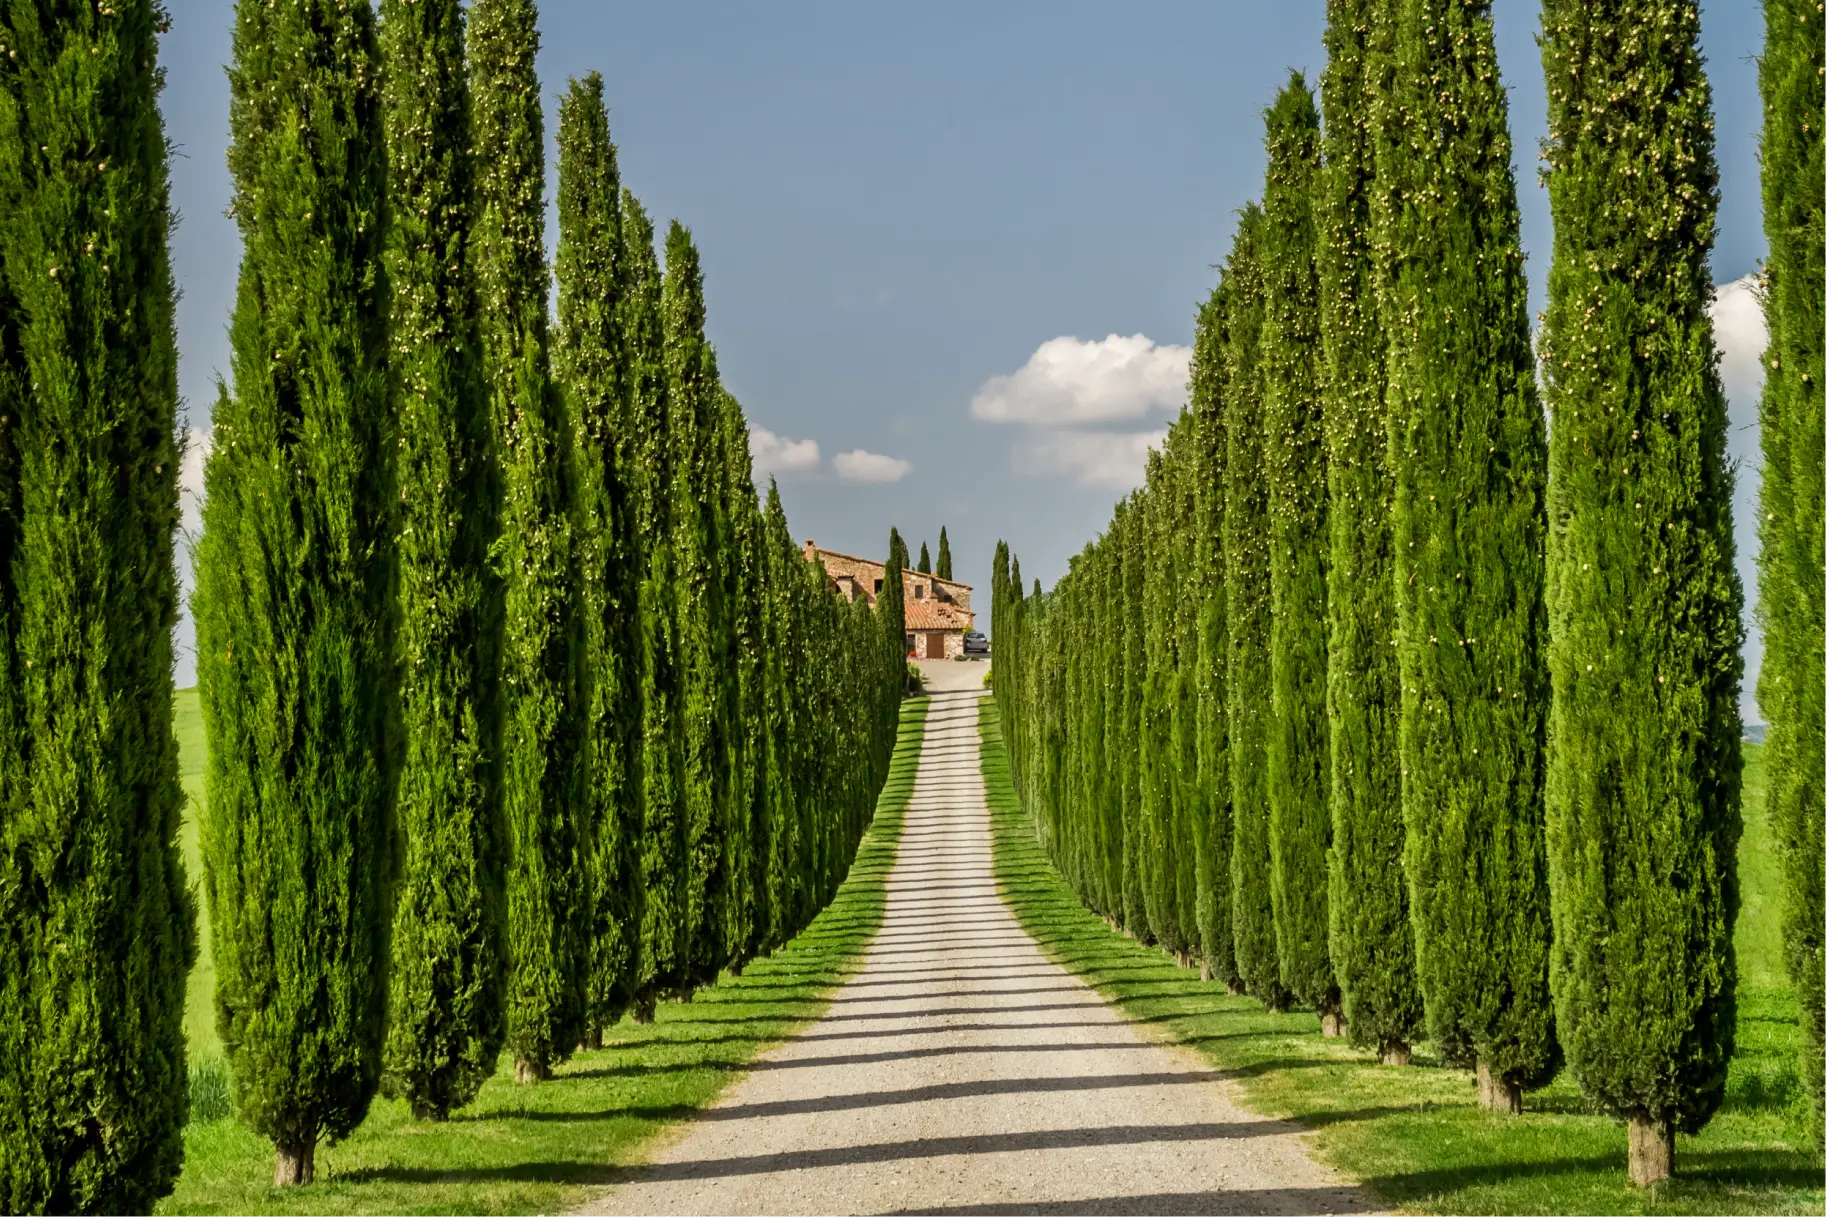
1757 0 1825 1146
470 0 589 1083
1260 76 1338 1030
1319 0 1423 1064
1190 284 1237 989
1376 0 1556 1110
0 1 193 1205
882 527 909 667
716 386 760 971
555 72 643 1039
937 527 953 581
193 0 396 1183
1223 207 1288 1011
1141 452 1184 955
379 0 506 1121
622 194 687 1011
662 221 732 990
1539 0 1742 1182
918 541 932 575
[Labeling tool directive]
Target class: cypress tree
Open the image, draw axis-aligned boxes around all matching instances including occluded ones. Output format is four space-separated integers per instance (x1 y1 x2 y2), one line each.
1141 452 1184 955
918 540 931 575
716 386 760 970
1539 0 1743 1182
379 0 506 1120
1757 0 1825 1145
193 0 396 1183
937 526 953 581
1190 284 1237 989
621 193 687 1012
0 1 193 1205
555 72 643 1038
1260 76 1338 1030
662 221 732 990
882 527 909 667
470 0 590 1083
1319 0 1423 1064
1376 0 1556 1110
759 482 801 951
1223 207 1288 1011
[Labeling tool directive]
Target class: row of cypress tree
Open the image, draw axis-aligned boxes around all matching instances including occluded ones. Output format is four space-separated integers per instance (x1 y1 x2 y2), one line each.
2 0 905 1206
994 0 1821 1186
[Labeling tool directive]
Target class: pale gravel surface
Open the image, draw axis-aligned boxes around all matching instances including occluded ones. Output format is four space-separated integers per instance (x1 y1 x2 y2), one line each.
581 669 1372 1216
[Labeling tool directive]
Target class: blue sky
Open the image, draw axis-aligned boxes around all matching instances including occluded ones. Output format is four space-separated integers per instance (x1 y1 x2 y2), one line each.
161 0 1771 707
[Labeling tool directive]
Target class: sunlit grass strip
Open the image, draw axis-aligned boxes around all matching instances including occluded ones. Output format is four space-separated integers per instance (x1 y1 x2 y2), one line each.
979 696 1820 1216
160 694 929 1216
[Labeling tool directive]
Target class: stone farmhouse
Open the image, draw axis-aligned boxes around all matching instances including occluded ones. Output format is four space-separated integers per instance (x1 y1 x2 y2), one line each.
803 541 976 660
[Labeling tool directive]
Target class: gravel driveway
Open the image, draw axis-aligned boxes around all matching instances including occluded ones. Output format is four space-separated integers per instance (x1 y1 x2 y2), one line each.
580 688 1372 1216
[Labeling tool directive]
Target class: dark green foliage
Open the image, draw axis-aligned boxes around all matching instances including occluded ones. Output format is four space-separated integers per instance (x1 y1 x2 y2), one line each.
379 0 506 1121
0 1 193 1205
917 541 931 574
1259 76 1337 1022
1539 0 1743 1156
882 527 908 665
661 222 733 990
193 0 396 1179
470 0 589 1081
1319 0 1423 1058
621 194 688 1007
1758 0 1825 1144
555 72 643 1036
1375 0 1556 1096
937 526 953 581
715 386 760 969
1190 287 1236 987
1224 208 1289 1011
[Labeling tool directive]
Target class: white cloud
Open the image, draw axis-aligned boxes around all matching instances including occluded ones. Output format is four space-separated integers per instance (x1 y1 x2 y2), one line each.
748 425 821 482
833 448 912 484
179 426 210 539
1710 274 1767 410
1015 427 1166 490
970 333 1192 426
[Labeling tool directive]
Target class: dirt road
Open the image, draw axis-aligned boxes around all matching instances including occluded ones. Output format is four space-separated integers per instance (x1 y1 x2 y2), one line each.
581 685 1370 1215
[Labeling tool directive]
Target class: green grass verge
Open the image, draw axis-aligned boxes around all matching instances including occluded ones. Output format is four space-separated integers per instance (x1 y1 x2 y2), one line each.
160 690 930 1216
977 696 1821 1216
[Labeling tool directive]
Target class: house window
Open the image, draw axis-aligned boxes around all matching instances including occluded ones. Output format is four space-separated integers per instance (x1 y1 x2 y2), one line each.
914 584 925 599
874 578 883 593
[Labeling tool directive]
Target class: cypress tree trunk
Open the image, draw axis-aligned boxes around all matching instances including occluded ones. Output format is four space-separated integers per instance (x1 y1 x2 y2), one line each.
1376 0 1557 1102
470 0 589 1082
1190 286 1237 988
1319 0 1423 1062
194 0 396 1181
621 194 686 1011
663 222 733 992
379 0 506 1120
1757 0 1825 1148
1223 206 1288 1011
1260 76 1338 1029
0 2 193 1206
1539 0 1742 1181
555 71 644 1036
937 527 953 581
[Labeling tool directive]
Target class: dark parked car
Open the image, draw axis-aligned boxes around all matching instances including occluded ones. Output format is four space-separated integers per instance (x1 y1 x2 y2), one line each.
963 630 990 657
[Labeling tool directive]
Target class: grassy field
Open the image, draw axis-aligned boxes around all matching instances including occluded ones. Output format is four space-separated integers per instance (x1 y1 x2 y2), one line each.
161 689 929 1215
978 697 1822 1216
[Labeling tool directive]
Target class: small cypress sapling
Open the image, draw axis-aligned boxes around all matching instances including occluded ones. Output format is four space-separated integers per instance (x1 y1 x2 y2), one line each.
1757 0 1824 1147
937 527 953 581
1318 0 1423 1064
470 0 591 1083
194 0 396 1183
1222 206 1289 1011
555 72 643 1038
0 0 194 1204
661 222 732 990
620 193 687 1013
1539 0 1744 1183
379 0 507 1121
1259 76 1339 1031
1376 0 1557 1110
